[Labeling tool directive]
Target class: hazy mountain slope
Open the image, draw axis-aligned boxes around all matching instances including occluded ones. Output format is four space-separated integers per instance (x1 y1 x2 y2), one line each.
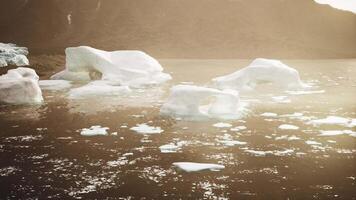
0 0 355 58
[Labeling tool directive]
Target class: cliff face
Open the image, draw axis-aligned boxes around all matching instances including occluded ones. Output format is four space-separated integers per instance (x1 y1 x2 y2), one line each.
1 0 356 58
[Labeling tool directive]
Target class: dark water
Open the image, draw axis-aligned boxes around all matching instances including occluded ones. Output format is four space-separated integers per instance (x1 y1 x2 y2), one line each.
0 59 355 199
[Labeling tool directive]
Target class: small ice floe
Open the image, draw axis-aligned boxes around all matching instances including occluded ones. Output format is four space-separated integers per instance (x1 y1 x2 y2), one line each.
0 67 43 104
160 85 244 120
275 135 301 141
51 46 171 86
305 140 322 146
278 124 299 130
286 90 325 95
0 43 29 67
319 130 356 137
68 81 131 98
309 116 354 127
218 140 247 146
212 58 308 91
172 162 225 172
213 122 232 128
130 123 163 134
230 126 247 131
159 143 183 153
245 149 294 156
39 80 72 91
80 126 109 136
260 112 278 117
272 96 291 103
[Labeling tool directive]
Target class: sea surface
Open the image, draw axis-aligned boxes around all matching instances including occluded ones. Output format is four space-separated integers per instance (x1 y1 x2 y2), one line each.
0 59 355 199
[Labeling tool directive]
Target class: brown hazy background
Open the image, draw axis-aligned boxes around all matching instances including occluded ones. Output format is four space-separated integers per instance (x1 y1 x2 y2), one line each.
0 0 356 58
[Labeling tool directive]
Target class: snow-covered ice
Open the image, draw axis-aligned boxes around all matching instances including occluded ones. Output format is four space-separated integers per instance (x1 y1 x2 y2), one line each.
0 43 29 67
130 124 163 134
172 162 225 172
160 85 243 120
80 126 109 136
0 67 43 104
212 58 308 91
68 81 131 99
51 46 171 86
278 124 299 130
39 80 72 91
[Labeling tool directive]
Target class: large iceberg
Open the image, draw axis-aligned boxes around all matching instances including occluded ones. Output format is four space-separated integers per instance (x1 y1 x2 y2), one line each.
160 85 242 119
212 58 307 91
0 43 29 67
51 46 171 87
0 67 43 104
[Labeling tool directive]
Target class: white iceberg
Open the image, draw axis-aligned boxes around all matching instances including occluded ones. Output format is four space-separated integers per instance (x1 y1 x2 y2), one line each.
0 43 29 67
172 162 225 172
80 125 109 136
51 46 171 87
0 67 43 104
68 81 131 99
160 85 243 120
212 58 308 91
130 123 163 134
39 80 72 91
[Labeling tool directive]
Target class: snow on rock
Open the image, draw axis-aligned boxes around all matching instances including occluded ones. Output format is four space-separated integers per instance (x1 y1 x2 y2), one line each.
212 58 308 91
0 67 43 104
80 125 109 136
130 123 163 134
39 80 72 91
172 162 225 172
160 85 243 120
51 46 171 86
68 81 131 99
0 43 29 67
278 124 299 130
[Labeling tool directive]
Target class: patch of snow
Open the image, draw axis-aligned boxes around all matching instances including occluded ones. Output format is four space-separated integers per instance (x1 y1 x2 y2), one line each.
278 124 299 130
172 162 225 172
80 126 109 136
212 58 308 91
160 85 244 120
0 43 29 67
130 124 163 134
0 67 43 104
39 80 72 90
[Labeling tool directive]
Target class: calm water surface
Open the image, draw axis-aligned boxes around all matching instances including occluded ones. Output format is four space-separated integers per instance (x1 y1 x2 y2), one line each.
0 59 355 199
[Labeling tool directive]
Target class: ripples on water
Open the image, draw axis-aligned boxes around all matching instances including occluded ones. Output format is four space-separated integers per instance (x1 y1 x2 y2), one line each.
0 59 355 199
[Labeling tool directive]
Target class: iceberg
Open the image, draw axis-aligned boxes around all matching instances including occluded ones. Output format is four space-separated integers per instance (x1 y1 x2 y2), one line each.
0 43 29 67
0 67 43 104
212 58 307 91
51 46 171 87
172 162 225 172
39 80 72 91
68 81 131 99
160 85 242 119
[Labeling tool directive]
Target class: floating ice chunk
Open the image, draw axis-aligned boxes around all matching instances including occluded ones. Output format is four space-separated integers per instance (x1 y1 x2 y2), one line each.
286 90 325 95
319 130 356 137
213 122 233 128
160 85 243 120
230 126 247 131
272 96 291 103
0 67 43 104
278 124 299 130
305 140 322 146
274 149 294 156
0 43 29 67
260 112 278 117
218 140 247 146
130 123 163 134
51 46 171 86
245 149 294 156
172 162 225 172
244 149 273 156
309 116 351 127
68 81 131 99
39 80 72 90
80 125 109 136
159 143 182 153
212 58 307 91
